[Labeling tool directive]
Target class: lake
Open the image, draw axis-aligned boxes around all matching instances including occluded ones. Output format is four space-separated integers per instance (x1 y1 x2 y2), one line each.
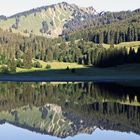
0 82 140 140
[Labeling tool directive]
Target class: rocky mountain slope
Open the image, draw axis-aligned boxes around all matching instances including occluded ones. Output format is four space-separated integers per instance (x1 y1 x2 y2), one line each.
0 2 96 38
0 2 139 39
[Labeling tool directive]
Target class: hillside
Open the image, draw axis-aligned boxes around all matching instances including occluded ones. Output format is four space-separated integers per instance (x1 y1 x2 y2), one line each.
1 2 140 39
0 3 140 71
0 2 96 38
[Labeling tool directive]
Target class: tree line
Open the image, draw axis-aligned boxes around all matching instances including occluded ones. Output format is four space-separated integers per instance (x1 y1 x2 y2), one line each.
0 29 140 72
66 17 140 44
93 47 140 67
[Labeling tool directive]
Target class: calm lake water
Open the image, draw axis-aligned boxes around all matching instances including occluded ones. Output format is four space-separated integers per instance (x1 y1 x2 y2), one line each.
0 82 140 140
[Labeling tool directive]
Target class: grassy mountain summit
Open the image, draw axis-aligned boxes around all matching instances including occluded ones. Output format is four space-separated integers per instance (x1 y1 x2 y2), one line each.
0 2 96 38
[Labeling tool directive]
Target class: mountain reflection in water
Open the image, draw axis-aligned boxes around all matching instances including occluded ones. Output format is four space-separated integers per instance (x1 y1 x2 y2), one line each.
0 82 139 139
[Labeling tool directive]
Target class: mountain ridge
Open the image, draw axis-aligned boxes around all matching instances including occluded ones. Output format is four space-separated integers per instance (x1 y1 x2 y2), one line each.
0 2 96 19
0 2 140 39
0 2 96 38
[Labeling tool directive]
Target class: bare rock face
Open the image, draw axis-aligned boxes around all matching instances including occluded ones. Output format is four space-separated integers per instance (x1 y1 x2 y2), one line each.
81 6 97 14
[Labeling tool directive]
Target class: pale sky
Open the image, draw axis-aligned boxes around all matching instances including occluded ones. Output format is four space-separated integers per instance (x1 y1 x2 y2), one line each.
0 0 140 17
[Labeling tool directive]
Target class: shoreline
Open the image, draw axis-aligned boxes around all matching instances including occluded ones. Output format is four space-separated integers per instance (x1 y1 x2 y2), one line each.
0 75 140 82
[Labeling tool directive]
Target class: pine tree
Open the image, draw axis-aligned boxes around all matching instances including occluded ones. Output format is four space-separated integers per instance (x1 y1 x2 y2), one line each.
23 48 32 69
47 49 53 62
8 58 16 73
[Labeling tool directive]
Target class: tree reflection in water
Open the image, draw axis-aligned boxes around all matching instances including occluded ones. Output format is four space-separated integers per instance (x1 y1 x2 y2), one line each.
0 82 139 138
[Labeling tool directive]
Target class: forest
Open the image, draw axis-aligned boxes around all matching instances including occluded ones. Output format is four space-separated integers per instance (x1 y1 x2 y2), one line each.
0 9 140 73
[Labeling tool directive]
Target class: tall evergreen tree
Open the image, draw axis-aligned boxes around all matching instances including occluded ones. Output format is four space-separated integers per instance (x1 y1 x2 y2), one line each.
8 58 16 73
23 48 32 69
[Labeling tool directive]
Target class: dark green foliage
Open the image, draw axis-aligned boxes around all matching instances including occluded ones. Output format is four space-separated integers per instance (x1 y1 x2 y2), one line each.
33 61 42 68
50 21 54 26
16 59 24 68
94 47 140 67
66 66 70 70
63 9 140 35
12 17 20 30
8 58 16 73
0 13 140 70
0 65 9 74
0 55 8 65
0 28 140 69
23 48 32 69
46 64 51 69
40 21 48 33
47 49 53 62
66 15 140 44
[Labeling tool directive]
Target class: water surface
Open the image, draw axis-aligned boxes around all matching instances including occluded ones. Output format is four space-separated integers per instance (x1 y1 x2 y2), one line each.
0 82 139 140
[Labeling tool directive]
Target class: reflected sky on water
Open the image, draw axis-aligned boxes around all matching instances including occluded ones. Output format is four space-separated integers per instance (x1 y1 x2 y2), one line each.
0 123 140 140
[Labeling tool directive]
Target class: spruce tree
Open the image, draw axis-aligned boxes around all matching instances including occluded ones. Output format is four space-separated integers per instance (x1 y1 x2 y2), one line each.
8 58 16 73
23 48 32 69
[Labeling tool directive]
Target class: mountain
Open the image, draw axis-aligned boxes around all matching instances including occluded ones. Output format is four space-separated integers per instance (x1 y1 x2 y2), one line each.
0 2 96 38
0 2 139 39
